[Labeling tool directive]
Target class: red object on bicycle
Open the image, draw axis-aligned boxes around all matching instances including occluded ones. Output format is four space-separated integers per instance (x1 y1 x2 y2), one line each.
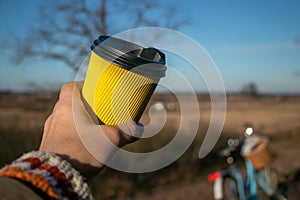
208 171 221 182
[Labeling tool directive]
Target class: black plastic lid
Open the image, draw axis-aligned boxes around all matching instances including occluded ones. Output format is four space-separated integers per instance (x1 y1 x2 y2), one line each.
91 36 166 78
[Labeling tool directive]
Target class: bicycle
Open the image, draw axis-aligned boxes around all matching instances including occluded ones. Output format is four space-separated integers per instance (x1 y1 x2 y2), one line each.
207 124 288 200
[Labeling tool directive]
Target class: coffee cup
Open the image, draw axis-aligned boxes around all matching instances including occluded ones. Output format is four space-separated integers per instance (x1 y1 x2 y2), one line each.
82 36 166 125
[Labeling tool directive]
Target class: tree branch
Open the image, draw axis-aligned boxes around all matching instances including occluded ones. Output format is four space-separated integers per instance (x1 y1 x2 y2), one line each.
12 0 191 72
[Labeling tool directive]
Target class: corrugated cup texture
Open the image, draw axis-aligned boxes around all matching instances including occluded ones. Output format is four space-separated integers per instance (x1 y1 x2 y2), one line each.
82 36 166 125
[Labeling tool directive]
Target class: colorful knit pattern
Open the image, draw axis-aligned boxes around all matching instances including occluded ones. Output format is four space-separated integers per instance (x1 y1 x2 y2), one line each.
0 151 93 200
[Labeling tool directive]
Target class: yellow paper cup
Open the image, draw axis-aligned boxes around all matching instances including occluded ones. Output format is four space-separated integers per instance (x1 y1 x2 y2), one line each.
82 36 166 125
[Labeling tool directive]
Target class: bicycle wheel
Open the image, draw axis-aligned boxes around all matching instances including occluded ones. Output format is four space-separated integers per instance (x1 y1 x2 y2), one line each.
256 166 288 199
223 177 238 200
256 166 277 195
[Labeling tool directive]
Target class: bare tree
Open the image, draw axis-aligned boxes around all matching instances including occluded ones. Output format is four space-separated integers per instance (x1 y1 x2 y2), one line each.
241 82 259 96
14 0 190 72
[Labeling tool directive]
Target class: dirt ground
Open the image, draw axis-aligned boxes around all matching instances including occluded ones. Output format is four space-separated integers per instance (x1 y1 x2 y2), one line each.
0 93 299 199
122 95 300 200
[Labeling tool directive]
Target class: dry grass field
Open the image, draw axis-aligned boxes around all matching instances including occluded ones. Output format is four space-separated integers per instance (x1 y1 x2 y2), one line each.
0 92 299 199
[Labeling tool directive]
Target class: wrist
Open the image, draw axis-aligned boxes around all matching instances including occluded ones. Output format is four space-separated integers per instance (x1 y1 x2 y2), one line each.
0 151 93 200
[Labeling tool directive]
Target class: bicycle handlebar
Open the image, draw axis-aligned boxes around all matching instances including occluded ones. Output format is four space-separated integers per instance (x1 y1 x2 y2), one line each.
218 125 255 159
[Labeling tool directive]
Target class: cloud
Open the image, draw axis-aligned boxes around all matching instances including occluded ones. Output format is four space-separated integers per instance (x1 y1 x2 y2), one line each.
295 36 300 45
215 42 300 54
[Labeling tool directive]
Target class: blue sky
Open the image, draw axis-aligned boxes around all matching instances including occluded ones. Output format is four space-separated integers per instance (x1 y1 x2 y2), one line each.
0 0 299 93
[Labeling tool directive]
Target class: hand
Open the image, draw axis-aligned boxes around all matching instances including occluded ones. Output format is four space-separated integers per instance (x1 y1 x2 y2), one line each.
39 82 143 178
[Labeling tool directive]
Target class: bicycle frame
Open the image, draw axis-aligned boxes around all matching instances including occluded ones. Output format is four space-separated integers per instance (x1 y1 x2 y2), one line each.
208 162 258 200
